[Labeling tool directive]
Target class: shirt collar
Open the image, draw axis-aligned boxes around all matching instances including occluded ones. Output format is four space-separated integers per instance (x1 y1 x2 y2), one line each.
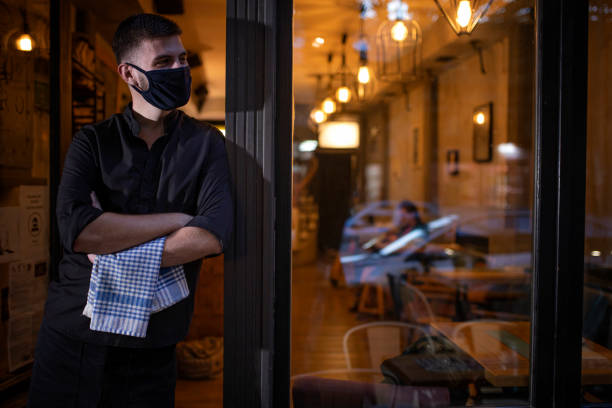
122 103 181 139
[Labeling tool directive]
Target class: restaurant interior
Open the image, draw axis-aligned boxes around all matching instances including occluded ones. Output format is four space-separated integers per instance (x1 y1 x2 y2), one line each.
290 0 612 406
0 0 610 407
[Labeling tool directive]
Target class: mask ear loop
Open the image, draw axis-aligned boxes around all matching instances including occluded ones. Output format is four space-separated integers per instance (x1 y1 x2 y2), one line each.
125 62 150 92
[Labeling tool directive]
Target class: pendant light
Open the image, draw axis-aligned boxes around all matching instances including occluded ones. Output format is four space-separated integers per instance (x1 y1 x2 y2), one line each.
15 8 35 52
356 7 374 102
433 0 494 35
322 97 336 114
375 0 422 83
310 109 327 124
335 33 352 105
310 75 328 125
321 53 337 114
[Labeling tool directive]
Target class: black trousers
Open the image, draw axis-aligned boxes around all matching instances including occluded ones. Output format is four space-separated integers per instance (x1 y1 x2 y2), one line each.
27 321 177 408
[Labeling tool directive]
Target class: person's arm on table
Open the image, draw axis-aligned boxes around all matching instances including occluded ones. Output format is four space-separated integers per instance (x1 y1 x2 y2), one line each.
160 130 233 267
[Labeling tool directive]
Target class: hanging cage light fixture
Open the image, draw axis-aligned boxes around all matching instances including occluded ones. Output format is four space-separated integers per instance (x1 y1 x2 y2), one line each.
375 0 422 83
432 0 494 36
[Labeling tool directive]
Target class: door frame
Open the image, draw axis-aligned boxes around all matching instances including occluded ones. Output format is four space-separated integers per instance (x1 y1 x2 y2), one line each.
197 0 589 407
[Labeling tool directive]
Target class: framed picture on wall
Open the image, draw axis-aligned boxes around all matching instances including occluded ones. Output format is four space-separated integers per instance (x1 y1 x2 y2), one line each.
473 102 493 163
446 149 459 176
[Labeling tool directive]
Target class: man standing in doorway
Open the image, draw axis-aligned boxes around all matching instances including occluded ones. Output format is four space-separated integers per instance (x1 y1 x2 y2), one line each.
28 14 232 407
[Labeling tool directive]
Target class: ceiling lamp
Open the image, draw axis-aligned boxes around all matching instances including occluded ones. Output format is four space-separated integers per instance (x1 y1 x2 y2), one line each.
336 86 352 103
318 117 360 149
312 37 325 48
335 34 353 105
358 62 371 84
15 9 35 52
310 108 327 124
375 1 422 83
357 55 373 101
320 53 338 113
433 0 494 35
322 97 336 114
355 6 374 103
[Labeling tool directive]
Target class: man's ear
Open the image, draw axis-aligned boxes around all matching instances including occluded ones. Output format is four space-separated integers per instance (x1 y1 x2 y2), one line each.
117 63 140 88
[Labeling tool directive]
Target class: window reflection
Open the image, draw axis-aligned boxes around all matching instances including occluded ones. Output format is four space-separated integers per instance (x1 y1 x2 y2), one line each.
292 0 536 406
582 0 612 404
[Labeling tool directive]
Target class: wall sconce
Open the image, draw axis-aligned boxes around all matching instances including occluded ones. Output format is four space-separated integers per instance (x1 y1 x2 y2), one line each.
318 118 360 149
433 0 494 36
473 102 493 162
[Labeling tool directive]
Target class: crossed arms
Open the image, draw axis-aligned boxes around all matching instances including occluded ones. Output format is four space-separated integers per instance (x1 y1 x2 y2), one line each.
58 129 232 267
73 212 222 267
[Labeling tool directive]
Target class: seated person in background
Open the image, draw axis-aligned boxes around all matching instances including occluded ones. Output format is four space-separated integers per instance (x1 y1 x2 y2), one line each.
368 200 427 252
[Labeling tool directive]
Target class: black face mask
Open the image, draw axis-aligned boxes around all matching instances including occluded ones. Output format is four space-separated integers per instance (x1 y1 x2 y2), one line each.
127 63 192 110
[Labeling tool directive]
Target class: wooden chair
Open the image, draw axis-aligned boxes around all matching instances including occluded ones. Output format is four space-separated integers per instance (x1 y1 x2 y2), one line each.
342 322 435 373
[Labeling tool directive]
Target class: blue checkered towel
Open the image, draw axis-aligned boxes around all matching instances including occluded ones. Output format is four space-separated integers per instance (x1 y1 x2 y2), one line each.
82 236 189 337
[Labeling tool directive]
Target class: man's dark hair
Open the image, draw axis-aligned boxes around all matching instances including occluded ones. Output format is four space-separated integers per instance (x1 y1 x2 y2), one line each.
112 13 182 63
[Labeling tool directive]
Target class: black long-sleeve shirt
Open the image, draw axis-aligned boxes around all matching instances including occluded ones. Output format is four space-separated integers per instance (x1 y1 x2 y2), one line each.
44 104 233 348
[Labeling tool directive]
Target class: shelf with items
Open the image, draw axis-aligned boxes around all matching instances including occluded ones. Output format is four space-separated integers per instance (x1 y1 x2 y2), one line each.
71 35 106 134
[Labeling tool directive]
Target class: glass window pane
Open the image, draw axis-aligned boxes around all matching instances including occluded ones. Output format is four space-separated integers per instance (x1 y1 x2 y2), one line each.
582 1 612 404
292 1 535 406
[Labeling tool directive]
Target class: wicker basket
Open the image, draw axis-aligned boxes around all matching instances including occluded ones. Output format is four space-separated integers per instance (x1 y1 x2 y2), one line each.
176 337 223 380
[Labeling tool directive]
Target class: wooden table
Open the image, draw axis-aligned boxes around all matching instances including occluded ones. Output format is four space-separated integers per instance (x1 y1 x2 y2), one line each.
428 268 530 320
431 321 612 387
430 267 529 286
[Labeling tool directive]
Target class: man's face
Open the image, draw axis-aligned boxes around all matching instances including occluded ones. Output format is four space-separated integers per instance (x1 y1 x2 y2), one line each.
120 35 188 91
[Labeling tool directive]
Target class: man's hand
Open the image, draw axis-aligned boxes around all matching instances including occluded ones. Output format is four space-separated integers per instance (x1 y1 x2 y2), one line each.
88 253 97 264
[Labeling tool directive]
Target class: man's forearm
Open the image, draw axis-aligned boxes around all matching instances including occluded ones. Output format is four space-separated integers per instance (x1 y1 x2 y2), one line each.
160 226 222 267
74 212 193 254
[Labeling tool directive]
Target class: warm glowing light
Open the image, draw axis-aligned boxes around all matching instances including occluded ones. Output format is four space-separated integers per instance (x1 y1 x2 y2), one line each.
312 37 325 48
16 34 33 52
497 143 521 159
591 250 602 257
456 0 472 28
474 112 486 125
444 248 455 256
358 65 371 84
336 86 352 103
216 125 226 136
299 140 318 152
322 97 336 114
357 85 365 99
311 109 327 124
390 21 409 42
318 120 360 149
